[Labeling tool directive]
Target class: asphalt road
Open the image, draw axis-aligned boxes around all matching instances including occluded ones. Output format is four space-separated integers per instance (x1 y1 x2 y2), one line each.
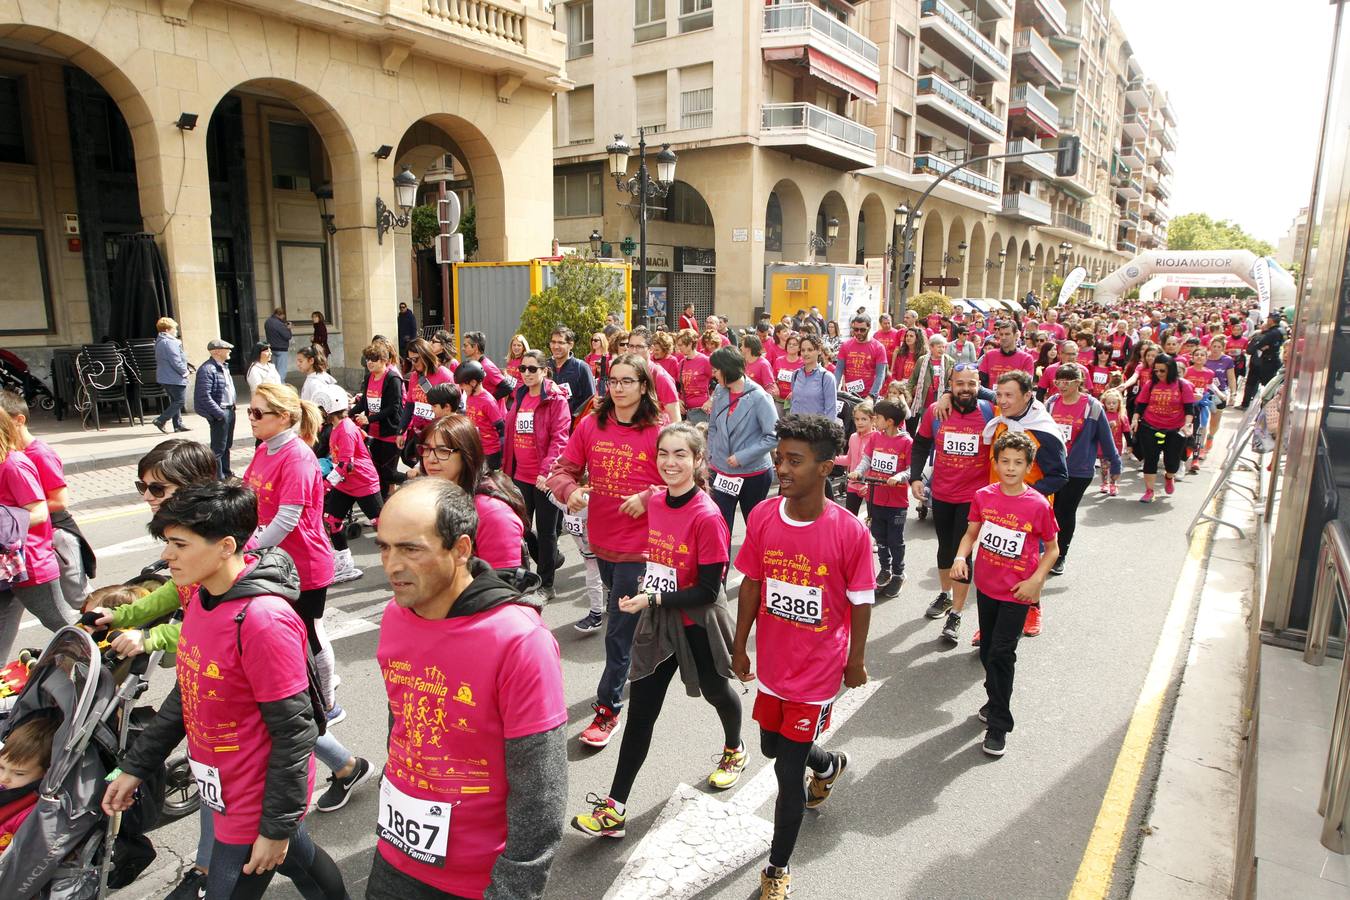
60 439 1224 900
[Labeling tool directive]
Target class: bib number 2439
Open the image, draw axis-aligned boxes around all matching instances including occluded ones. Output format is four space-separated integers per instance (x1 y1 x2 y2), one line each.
378 777 451 867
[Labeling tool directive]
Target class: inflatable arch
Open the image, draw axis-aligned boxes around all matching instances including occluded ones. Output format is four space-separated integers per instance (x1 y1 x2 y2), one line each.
1093 250 1295 317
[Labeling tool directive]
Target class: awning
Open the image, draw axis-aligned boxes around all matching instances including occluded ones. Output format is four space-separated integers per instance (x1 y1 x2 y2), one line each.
762 47 877 103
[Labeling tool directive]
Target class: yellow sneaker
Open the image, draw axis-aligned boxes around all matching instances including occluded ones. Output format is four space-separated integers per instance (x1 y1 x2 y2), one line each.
805 750 848 809
760 865 791 899
707 745 748 790
571 793 625 838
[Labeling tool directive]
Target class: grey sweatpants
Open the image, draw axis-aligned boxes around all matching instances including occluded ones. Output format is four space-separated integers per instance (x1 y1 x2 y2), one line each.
51 528 89 609
0 580 77 662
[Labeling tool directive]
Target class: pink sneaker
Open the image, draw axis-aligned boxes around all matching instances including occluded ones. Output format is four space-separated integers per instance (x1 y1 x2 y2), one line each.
1109 483 1118 497
1165 477 1175 495
1140 489 1155 503
579 704 622 748
1099 482 1109 494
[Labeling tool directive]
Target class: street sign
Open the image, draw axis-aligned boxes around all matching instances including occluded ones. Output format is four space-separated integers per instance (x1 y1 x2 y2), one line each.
922 277 960 288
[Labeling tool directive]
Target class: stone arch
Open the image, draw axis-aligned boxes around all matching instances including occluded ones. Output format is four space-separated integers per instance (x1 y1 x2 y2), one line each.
945 216 967 286
1001 236 1018 302
767 178 808 263
393 114 506 261
986 231 1005 299
857 192 889 263
967 222 987 297
814 190 851 264
919 208 946 296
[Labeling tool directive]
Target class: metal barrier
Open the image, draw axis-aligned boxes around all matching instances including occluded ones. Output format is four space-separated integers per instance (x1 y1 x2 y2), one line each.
1308 520 1350 852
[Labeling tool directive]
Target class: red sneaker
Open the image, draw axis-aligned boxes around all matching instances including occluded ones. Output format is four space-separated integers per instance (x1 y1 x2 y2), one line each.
1098 482 1109 494
1165 476 1176 495
579 704 622 748
1140 489 1154 503
1023 605 1042 637
1109 483 1118 497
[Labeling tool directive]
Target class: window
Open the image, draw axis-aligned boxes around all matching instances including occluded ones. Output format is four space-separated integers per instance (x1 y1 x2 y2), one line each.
890 110 909 153
679 64 713 129
567 1 593 60
553 168 603 217
568 85 594 144
89 96 136 175
679 0 712 33
635 0 666 42
269 121 313 191
635 72 667 132
662 181 712 226
894 28 912 73
0 77 26 164
765 192 783 252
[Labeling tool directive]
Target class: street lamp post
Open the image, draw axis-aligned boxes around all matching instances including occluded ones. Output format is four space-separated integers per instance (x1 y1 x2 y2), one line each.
890 202 921 318
606 129 676 325
808 217 840 255
1058 240 1072 277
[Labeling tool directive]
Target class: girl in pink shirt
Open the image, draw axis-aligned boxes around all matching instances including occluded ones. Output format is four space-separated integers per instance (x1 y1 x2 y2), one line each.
834 400 874 517
503 350 571 595
1098 389 1129 495
314 387 383 585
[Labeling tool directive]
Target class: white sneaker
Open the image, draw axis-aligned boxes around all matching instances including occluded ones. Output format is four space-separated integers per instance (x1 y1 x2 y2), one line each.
332 549 363 584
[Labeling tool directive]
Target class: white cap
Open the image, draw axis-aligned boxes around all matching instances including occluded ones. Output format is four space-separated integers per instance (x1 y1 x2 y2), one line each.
313 386 349 415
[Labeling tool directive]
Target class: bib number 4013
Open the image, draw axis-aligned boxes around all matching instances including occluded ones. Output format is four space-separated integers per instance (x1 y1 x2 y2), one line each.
378 778 451 867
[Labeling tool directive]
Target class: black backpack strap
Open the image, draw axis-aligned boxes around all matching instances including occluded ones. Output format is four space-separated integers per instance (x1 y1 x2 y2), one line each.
233 598 255 657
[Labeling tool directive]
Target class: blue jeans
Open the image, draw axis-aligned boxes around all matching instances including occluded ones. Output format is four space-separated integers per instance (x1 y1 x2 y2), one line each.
205 822 346 899
156 383 186 428
867 501 907 576
273 350 290 380
596 560 644 711
208 408 236 478
314 732 353 772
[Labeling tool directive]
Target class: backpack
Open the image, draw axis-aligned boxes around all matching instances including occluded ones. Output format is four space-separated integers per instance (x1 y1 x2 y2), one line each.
234 599 327 736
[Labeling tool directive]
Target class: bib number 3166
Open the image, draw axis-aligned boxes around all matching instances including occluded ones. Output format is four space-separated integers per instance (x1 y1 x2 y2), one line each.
378 778 450 867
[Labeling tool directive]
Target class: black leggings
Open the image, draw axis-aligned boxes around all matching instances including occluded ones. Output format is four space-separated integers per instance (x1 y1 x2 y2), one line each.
515 480 560 588
322 490 384 551
204 825 346 899
368 439 401 498
931 498 971 570
609 625 742 804
761 730 832 868
1050 476 1092 559
1138 423 1185 476
296 587 328 655
844 491 863 516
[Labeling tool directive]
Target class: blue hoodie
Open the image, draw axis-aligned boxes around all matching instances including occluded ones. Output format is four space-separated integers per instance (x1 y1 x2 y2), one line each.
1046 393 1122 478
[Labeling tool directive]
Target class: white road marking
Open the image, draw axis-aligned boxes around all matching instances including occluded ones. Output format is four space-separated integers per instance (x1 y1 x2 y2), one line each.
95 534 159 558
604 677 886 900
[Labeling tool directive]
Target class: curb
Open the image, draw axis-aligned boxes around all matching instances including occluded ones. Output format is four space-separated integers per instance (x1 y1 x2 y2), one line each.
64 446 253 476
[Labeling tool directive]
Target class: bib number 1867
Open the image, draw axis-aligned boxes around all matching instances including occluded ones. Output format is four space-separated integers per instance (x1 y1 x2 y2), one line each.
378 778 451 867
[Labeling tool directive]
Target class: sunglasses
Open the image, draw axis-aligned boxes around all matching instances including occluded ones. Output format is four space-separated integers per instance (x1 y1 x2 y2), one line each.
518 365 543 374
135 480 171 498
953 362 980 372
418 445 461 461
246 407 279 421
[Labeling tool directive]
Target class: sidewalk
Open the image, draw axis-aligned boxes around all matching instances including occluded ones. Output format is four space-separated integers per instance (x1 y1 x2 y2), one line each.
29 402 255 474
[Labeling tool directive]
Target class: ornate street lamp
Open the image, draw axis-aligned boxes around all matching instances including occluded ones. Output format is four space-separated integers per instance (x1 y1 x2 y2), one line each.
376 165 420 244
607 129 676 323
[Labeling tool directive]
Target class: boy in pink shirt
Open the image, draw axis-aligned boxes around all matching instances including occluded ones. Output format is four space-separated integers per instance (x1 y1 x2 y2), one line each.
848 399 913 599
456 360 505 470
952 431 1059 757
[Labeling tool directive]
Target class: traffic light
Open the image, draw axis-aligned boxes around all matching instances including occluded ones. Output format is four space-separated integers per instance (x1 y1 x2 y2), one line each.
899 260 916 295
1056 136 1081 178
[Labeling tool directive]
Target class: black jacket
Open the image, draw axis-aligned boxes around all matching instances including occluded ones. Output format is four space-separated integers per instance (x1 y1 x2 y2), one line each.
122 550 317 841
351 368 405 440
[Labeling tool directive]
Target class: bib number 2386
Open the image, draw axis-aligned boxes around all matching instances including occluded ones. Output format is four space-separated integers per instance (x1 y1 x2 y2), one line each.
765 577 823 625
378 778 450 867
188 757 226 814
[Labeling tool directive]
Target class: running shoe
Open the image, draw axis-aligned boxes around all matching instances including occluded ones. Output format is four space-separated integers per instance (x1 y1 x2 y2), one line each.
983 730 1007 757
917 504 928 521
1140 489 1155 503
165 867 208 900
1188 460 1200 475
1099 482 1109 494
1049 557 1066 577
572 793 625 838
876 568 892 588
536 585 555 603
925 593 952 619
325 705 347 727
805 751 848 809
1023 605 1042 637
1205 436 1214 451
941 611 961 643
316 756 373 812
977 703 989 724
1109 483 1118 497
971 629 982 647
579 704 621 748
573 611 603 634
1165 476 1176 495
708 745 748 790
878 576 903 599
760 866 792 900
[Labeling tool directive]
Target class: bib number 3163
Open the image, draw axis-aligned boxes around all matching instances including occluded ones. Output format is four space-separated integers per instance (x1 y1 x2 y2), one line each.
765 577 823 625
378 778 450 867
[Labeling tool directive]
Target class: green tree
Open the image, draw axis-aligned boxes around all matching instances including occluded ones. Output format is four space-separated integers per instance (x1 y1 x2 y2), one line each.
518 254 626 351
1166 212 1275 258
908 291 952 319
409 201 478 260
459 204 478 260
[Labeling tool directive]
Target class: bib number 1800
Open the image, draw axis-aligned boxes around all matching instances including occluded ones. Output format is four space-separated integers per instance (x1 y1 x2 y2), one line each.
765 577 823 625
378 777 451 867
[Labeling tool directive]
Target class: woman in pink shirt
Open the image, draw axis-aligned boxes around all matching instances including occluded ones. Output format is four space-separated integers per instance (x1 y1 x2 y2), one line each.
504 334 529 383
419 414 527 571
0 409 72 662
1131 354 1197 502
314 387 383 585
398 339 455 461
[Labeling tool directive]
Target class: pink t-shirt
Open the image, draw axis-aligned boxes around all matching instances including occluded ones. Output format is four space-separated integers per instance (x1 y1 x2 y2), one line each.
734 498 875 703
979 348 1037 383
377 599 566 898
969 483 1058 605
1043 322 1067 341
874 327 902 361
365 372 398 443
474 494 523 569
243 437 334 591
774 356 803 399
329 417 380 498
919 404 992 504
861 429 912 508
510 392 543 484
177 574 314 844
647 487 730 604
1048 394 1089 452
555 415 661 561
678 354 713 408
835 431 868 497
405 367 454 436
1137 378 1197 431
1084 364 1116 397
465 390 503 455
651 363 680 407
653 355 681 384
746 357 776 395
0 452 55 587
837 338 888 395
21 440 65 496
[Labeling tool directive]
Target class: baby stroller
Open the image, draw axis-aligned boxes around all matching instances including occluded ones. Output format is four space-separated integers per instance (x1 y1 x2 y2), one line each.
0 626 173 898
0 349 58 413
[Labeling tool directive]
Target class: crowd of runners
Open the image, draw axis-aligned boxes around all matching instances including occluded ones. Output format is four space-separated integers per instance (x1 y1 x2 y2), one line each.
0 292 1287 900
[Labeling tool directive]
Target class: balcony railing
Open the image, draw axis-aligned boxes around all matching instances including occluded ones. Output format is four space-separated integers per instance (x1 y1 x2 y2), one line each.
913 153 999 196
1001 191 1052 221
1009 82 1059 128
1006 138 1056 177
917 73 1005 136
1123 111 1149 133
1122 143 1145 166
1050 21 1084 44
1053 211 1091 236
762 3 880 68
1029 0 1069 35
919 0 1010 74
1058 112 1077 132
760 102 877 152
1117 238 1137 253
422 0 526 47
1012 28 1063 83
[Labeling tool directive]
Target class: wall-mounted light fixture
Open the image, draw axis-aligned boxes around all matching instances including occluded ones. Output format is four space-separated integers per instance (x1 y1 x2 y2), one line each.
175 113 198 131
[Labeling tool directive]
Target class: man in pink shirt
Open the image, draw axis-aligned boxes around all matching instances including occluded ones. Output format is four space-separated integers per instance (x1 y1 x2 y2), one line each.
873 313 902 362
977 320 1036 388
836 315 889 398
1042 308 1067 341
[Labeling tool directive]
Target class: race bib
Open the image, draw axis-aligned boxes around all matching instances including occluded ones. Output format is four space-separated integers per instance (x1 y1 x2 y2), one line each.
713 472 743 496
835 399 844 416
563 512 585 537
1058 423 1074 445
642 562 678 595
412 401 434 421
844 379 865 394
765 577 823 625
871 451 898 476
516 412 534 435
367 396 382 415
1093 371 1109 385
942 431 980 457
777 369 794 383
556 381 573 399
189 756 225 814
325 467 343 487
978 521 1027 559
378 778 450 867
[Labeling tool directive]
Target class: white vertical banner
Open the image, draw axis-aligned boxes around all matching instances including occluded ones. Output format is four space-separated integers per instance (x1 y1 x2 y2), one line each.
1250 256 1271 317
1057 266 1087 306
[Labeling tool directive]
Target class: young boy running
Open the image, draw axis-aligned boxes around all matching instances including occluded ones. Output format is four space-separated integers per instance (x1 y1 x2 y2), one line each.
951 431 1059 757
847 399 913 598
733 414 874 900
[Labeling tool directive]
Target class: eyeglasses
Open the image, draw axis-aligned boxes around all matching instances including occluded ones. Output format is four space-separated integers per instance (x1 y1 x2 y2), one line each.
135 480 171 498
851 327 868 333
592 337 603 343
518 365 543 374
610 377 640 388
626 342 648 350
246 407 279 421
418 445 460 461
953 363 980 372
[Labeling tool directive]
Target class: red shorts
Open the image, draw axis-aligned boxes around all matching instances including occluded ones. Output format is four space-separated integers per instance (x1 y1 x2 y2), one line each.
753 691 833 743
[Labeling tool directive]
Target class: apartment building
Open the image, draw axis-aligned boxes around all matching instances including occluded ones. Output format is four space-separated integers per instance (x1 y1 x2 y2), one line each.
552 0 1176 324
